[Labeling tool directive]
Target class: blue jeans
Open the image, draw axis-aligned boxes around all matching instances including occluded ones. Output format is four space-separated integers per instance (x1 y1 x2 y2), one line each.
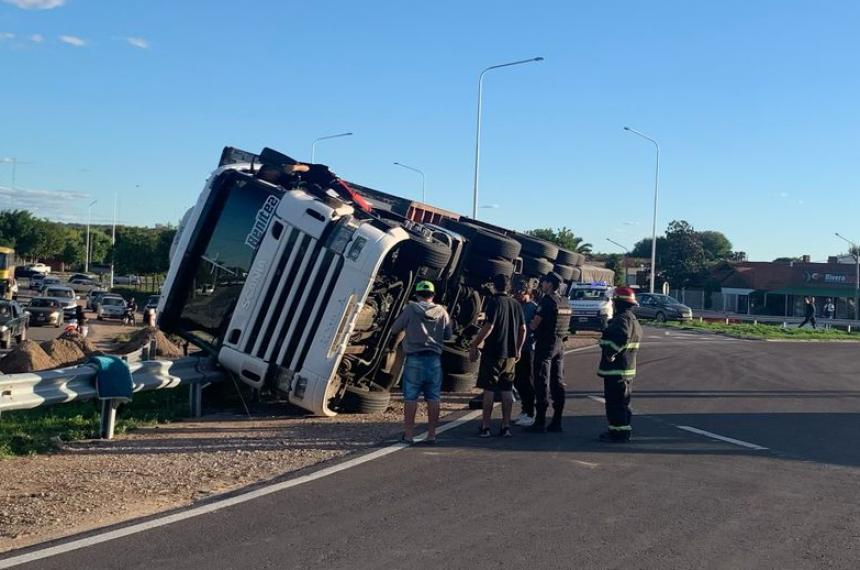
402 354 442 402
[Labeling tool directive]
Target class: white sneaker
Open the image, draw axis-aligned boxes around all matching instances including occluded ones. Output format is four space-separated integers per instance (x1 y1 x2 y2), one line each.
512 412 528 425
514 413 535 427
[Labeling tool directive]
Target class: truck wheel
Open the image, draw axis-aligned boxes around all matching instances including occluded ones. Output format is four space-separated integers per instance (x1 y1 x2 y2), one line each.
441 345 478 374
553 263 575 281
466 257 515 281
340 385 392 414
555 249 583 267
515 234 559 261
521 256 554 277
442 372 476 393
444 221 521 260
404 235 452 270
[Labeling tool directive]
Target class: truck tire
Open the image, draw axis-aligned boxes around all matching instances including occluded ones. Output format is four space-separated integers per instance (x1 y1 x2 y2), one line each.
444 220 521 260
340 385 392 414
515 234 559 261
404 234 452 270
466 257 515 281
521 256 554 277
553 263 575 281
442 372 477 393
555 249 580 267
441 345 478 374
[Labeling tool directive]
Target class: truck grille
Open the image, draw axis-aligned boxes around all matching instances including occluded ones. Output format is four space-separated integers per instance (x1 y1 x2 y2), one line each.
242 226 345 373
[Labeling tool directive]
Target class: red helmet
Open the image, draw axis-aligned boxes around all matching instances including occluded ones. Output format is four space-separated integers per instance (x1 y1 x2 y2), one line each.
613 286 638 305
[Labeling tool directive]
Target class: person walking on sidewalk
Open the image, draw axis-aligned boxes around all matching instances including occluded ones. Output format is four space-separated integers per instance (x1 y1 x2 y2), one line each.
798 297 817 329
597 287 642 443
527 272 572 433
470 274 526 438
512 285 538 427
824 298 836 320
391 281 452 444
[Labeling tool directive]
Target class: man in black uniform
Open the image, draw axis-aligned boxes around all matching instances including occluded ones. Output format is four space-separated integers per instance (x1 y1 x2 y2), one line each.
597 286 643 443
527 272 572 433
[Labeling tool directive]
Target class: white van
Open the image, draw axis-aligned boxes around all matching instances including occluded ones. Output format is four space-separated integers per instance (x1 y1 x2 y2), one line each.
568 282 614 332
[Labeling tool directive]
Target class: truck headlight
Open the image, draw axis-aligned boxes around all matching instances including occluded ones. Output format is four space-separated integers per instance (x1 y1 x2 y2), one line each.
0 325 7 332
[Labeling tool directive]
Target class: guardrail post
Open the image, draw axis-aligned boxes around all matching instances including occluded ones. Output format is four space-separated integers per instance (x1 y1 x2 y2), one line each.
189 383 203 418
100 399 120 440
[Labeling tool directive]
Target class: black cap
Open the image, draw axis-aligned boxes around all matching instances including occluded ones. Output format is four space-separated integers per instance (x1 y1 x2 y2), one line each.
541 272 562 287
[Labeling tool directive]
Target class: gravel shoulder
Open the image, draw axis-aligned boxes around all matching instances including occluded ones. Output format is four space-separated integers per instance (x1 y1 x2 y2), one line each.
0 336 597 553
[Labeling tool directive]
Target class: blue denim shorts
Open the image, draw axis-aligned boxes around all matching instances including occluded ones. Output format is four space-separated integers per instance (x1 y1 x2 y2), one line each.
402 354 442 402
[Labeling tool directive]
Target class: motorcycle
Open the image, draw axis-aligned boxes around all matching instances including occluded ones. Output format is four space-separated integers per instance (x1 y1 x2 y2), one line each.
122 308 136 326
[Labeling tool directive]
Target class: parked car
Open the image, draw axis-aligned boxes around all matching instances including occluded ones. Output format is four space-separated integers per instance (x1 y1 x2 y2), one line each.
70 277 101 292
0 300 28 348
38 276 62 294
69 273 98 283
29 263 50 275
43 285 79 319
30 273 47 290
634 293 694 323
114 275 141 285
26 297 63 328
14 266 36 279
97 295 127 320
144 295 160 313
87 289 110 311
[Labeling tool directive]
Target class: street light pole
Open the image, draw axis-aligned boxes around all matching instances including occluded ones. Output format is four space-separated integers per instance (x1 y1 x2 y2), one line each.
472 56 544 219
607 238 631 285
85 199 97 273
835 232 860 320
311 132 353 163
624 127 660 293
110 193 117 289
393 162 426 203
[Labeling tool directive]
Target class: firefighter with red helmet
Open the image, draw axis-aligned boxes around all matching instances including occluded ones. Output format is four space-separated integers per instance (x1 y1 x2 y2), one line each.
597 286 643 442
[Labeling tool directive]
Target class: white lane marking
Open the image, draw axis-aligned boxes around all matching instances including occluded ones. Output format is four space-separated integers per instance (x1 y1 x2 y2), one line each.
572 460 599 469
0 410 483 569
675 425 768 450
581 397 769 451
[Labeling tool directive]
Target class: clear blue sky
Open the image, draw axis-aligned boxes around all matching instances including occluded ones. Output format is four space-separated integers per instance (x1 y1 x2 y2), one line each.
1 0 858 261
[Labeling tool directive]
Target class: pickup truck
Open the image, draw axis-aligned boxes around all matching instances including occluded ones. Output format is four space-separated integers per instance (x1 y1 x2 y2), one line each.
0 300 28 349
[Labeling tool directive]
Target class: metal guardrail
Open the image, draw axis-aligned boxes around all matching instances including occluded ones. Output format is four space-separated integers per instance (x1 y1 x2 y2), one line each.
0 352 225 439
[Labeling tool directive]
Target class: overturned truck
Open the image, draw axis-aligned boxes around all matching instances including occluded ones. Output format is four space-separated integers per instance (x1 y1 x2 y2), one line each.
159 147 596 415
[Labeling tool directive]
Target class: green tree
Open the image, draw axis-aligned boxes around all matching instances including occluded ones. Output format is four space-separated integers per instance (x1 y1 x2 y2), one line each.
662 220 705 288
60 229 84 268
88 230 112 265
630 236 667 265
603 253 626 286
698 230 733 262
526 227 592 254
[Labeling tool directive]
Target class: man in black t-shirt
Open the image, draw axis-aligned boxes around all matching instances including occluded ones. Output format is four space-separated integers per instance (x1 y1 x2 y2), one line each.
527 272 572 433
470 274 526 438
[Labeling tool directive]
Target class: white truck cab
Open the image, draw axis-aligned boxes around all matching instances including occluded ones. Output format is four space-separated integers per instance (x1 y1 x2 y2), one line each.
568 282 614 332
159 147 452 416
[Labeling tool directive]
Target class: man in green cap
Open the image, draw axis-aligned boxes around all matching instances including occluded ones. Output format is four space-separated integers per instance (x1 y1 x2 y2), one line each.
391 280 453 444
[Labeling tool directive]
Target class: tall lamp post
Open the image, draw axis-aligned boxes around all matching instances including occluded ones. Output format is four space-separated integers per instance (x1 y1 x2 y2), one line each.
607 238 631 285
472 56 544 219
835 232 860 320
311 132 353 163
393 162 426 203
624 126 660 293
85 199 98 273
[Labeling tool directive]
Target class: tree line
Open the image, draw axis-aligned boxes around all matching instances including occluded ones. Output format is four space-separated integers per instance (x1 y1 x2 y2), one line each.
0 210 176 275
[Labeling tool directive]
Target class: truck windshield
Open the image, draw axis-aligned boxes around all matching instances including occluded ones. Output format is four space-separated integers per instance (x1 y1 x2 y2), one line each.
570 288 608 300
166 171 283 349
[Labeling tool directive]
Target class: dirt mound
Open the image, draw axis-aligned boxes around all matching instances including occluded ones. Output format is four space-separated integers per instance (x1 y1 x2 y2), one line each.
58 331 99 355
0 340 58 374
40 338 87 368
116 327 184 359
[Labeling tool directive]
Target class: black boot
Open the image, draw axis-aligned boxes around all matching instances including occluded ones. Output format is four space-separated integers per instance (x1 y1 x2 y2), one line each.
547 408 563 432
526 407 547 433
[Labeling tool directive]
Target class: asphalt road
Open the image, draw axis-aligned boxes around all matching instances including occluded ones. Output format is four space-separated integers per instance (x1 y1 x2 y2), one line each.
4 328 860 569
